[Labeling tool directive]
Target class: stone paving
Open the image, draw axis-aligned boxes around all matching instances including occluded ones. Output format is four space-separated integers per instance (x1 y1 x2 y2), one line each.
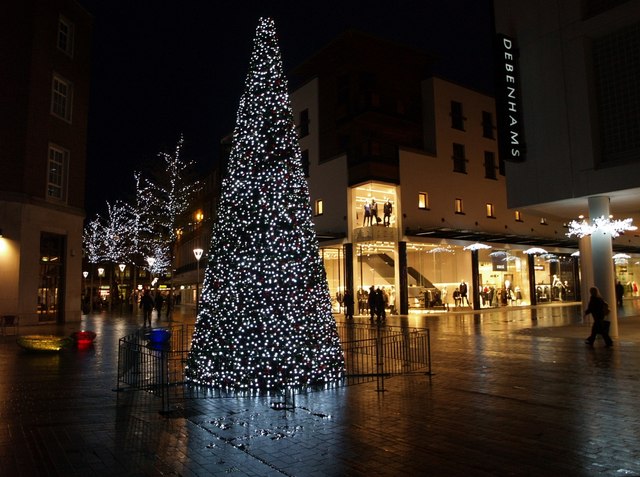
1 300 640 476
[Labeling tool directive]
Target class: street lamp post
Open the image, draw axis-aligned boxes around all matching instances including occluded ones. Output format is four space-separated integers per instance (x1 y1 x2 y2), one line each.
118 263 126 314
97 267 105 310
193 248 204 316
82 271 88 313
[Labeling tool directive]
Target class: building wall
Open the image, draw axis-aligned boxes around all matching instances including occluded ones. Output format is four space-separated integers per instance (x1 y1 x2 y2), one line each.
403 77 570 240
494 0 640 219
0 0 91 325
292 78 349 238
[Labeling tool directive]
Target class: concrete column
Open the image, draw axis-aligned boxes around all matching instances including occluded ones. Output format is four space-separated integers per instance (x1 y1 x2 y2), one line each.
527 254 537 305
587 196 618 337
343 243 354 294
398 241 408 315
578 236 593 312
471 250 480 310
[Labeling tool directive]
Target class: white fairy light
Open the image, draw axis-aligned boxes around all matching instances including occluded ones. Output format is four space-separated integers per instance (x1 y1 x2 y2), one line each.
427 246 454 253
612 253 631 260
464 243 492 251
185 17 345 392
567 216 637 238
523 247 547 255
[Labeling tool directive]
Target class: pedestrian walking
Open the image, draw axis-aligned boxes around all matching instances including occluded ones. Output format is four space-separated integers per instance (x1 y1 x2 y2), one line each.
140 289 154 327
584 286 613 347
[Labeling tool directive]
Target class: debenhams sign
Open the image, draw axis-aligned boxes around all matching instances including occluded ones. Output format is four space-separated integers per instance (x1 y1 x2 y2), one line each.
495 34 526 162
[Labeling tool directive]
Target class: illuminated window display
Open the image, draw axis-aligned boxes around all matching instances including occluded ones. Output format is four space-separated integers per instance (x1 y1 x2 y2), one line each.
531 253 577 302
320 247 345 312
477 248 531 306
347 182 400 315
405 242 472 310
614 254 640 297
351 182 397 229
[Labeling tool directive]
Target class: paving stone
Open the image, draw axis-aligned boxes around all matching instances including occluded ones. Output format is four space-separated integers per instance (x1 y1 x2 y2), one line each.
2 303 640 475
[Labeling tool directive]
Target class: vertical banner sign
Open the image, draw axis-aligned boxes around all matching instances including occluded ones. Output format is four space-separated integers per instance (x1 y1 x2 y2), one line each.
495 34 526 162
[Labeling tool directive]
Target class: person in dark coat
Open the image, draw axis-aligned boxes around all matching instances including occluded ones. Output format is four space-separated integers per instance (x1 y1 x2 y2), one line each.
140 289 154 327
374 287 385 322
343 290 354 320
615 281 624 307
155 292 164 317
368 286 376 322
584 286 613 347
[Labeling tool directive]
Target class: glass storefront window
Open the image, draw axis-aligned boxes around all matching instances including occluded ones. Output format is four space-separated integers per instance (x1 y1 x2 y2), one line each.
532 253 577 302
477 248 530 307
354 242 397 315
351 182 397 229
615 254 640 297
321 247 344 313
406 242 472 310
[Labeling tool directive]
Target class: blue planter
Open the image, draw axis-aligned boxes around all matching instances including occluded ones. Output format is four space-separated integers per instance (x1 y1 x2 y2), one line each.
147 328 172 344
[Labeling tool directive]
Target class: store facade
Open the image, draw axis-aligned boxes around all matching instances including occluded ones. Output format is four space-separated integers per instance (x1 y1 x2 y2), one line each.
317 179 585 315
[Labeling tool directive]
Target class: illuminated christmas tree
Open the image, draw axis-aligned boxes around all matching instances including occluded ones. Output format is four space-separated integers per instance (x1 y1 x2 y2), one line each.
186 17 345 391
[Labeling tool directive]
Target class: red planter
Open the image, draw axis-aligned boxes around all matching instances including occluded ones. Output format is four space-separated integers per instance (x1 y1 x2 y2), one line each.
72 330 97 347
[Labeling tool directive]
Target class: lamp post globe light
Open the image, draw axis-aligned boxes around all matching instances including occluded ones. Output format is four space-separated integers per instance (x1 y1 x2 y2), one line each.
193 248 204 315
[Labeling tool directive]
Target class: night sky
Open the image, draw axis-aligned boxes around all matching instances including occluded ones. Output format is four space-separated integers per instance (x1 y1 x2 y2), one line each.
78 0 495 218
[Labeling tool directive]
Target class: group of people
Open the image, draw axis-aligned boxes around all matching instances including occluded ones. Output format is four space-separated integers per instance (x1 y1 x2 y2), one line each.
366 285 389 322
139 289 173 327
338 286 393 321
363 199 393 227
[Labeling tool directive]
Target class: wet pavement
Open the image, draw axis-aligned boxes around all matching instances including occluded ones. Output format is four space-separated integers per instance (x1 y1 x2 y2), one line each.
1 300 640 476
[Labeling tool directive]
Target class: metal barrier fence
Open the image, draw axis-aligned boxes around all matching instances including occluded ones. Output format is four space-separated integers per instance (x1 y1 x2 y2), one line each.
336 323 431 390
116 324 195 413
116 322 431 411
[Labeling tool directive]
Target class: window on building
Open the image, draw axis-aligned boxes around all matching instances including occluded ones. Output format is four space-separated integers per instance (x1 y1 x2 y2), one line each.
486 203 495 218
418 192 429 209
299 109 309 137
47 144 68 202
484 151 497 179
455 198 464 214
315 199 324 216
57 15 74 57
515 210 523 222
540 217 548 225
51 74 72 122
452 143 467 173
451 100 465 130
301 149 310 178
482 111 494 139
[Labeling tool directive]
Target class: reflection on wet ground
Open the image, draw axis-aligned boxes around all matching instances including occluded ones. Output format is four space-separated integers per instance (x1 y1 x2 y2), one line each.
1 301 640 476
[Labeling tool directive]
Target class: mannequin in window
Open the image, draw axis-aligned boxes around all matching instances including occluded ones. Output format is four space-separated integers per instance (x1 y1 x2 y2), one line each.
371 199 379 225
363 202 371 226
459 280 469 306
383 199 392 226
552 274 563 301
